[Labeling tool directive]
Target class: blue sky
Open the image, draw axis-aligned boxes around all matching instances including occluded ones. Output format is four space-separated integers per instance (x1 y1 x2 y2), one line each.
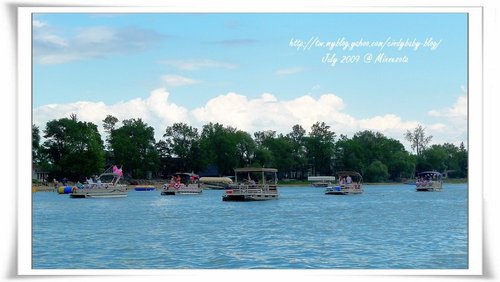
32 12 468 148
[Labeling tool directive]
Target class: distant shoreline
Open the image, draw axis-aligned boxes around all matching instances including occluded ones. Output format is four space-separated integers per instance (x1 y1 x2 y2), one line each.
32 178 468 191
278 178 468 187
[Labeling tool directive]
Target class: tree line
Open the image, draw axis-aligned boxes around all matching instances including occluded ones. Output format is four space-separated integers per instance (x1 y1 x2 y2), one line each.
32 114 468 183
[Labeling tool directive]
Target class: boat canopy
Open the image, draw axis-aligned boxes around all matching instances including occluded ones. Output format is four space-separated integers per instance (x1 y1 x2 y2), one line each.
233 167 278 185
234 167 278 173
418 171 441 175
308 176 336 182
335 171 363 182
199 177 233 184
336 171 362 177
417 171 442 178
174 172 199 177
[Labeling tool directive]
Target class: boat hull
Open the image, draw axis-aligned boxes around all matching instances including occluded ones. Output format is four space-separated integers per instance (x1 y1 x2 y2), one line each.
222 193 278 201
325 190 363 195
70 190 128 198
134 186 156 191
416 187 443 192
325 185 363 195
160 188 203 195
415 181 443 192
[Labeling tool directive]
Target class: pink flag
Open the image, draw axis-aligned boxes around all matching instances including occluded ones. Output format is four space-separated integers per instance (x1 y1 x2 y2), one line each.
113 165 123 177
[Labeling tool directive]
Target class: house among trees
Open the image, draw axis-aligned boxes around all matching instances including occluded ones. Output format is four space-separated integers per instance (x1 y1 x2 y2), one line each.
32 164 48 184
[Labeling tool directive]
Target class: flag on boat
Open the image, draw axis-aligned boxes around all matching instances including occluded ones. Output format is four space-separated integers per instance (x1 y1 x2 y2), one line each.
112 165 123 177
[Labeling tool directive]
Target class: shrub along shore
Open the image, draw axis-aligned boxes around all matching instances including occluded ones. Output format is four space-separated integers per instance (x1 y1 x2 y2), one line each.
33 117 467 184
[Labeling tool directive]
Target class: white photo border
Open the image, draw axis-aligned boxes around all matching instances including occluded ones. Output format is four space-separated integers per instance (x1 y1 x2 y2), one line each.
18 3 483 277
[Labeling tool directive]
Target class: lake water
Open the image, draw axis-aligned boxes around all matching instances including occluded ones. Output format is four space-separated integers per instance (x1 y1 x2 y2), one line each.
32 184 468 269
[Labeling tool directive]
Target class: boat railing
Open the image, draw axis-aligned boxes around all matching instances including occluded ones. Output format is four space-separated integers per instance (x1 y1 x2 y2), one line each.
339 183 362 189
416 180 442 188
163 183 201 190
233 184 277 194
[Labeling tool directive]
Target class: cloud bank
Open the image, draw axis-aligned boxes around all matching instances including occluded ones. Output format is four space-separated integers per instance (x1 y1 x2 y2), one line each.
33 20 165 64
33 89 467 148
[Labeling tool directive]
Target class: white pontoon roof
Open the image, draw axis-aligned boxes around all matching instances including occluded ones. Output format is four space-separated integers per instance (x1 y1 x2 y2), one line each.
234 167 278 173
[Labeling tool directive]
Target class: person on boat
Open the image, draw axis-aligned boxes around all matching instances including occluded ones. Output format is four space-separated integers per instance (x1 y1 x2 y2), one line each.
339 177 345 185
190 174 197 184
346 175 352 184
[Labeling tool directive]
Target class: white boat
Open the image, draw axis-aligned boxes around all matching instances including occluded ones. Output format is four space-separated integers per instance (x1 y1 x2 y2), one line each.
415 171 443 192
161 173 203 195
222 167 279 201
325 171 363 195
70 166 128 198
199 176 233 189
308 175 336 187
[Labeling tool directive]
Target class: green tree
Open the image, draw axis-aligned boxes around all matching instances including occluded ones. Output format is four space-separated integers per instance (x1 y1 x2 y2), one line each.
417 144 448 173
109 118 159 178
254 130 276 146
163 123 200 172
335 137 365 173
265 135 296 178
155 140 171 178
43 117 105 181
417 143 468 178
404 124 432 155
199 123 240 175
234 130 256 166
389 151 415 180
102 115 119 166
102 115 119 147
305 122 336 176
336 130 414 181
32 125 41 163
286 124 308 179
364 160 389 182
457 142 468 178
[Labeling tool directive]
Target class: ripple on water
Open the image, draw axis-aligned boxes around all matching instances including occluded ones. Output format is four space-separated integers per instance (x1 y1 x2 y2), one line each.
32 185 468 269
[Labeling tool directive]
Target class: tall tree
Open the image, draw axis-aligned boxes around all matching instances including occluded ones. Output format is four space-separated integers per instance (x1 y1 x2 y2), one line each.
163 123 200 172
286 124 308 179
155 140 171 178
254 130 276 146
32 125 41 163
109 118 159 178
234 130 256 166
457 142 468 178
404 124 432 155
102 115 119 134
43 117 105 181
102 115 119 165
417 143 468 178
199 123 239 176
337 130 414 181
305 122 336 176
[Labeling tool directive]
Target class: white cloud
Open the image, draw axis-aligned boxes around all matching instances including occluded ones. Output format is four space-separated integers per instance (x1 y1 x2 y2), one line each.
33 88 188 141
33 89 466 148
428 95 467 120
275 67 304 76
190 92 415 138
32 20 47 28
426 94 467 146
162 74 201 87
165 59 237 71
74 26 116 44
33 24 165 64
358 114 419 132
